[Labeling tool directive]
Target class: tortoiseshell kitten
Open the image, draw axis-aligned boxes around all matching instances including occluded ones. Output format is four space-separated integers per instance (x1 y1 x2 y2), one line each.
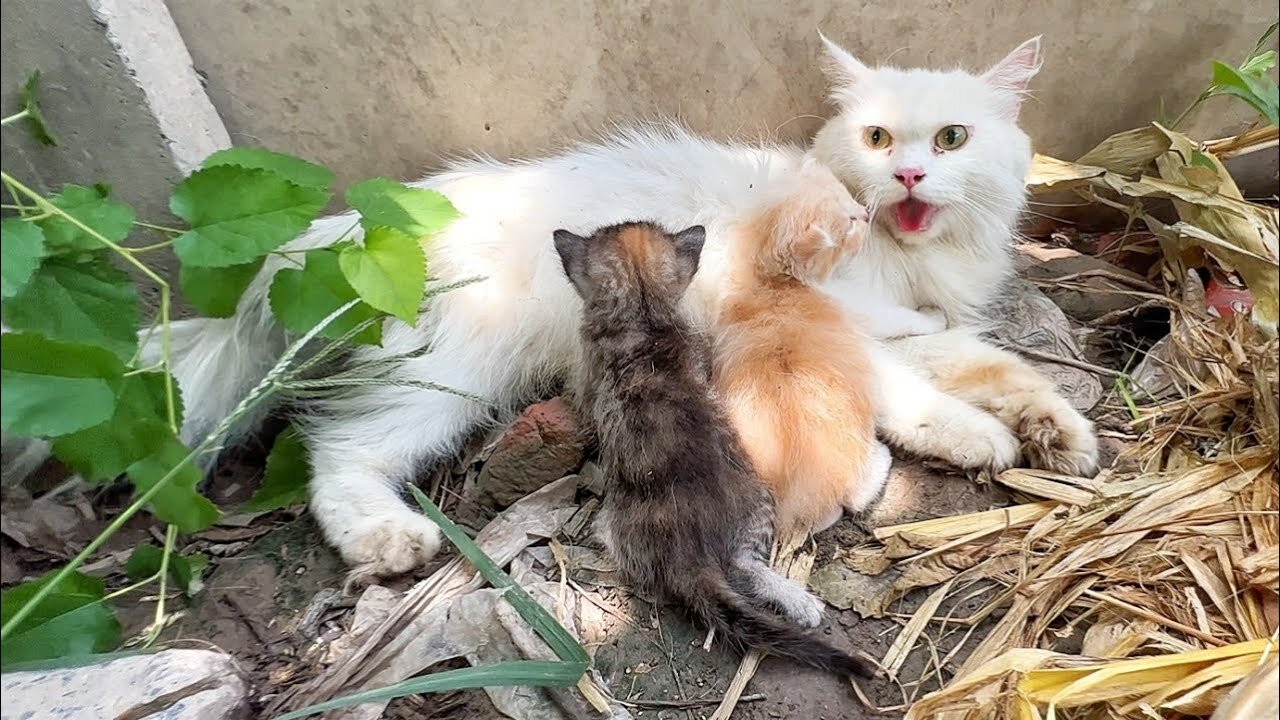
552 221 873 677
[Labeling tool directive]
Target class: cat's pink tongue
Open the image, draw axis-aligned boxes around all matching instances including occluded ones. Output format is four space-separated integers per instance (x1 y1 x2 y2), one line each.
894 198 935 233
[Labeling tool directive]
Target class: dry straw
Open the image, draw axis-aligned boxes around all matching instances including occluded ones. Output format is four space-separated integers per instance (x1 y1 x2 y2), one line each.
873 120 1279 719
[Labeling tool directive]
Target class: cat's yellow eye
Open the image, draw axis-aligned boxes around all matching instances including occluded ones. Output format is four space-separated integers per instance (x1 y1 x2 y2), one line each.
862 126 892 150
934 125 969 151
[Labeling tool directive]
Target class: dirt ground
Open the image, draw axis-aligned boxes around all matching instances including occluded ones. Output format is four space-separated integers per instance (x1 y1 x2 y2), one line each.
0 233 1153 720
148 456 1015 720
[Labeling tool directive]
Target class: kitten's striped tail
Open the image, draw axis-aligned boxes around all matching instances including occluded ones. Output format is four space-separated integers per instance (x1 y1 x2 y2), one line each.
684 569 876 678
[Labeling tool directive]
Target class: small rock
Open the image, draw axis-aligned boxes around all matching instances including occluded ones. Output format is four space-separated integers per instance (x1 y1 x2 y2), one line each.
466 397 587 513
1 648 249 720
1019 253 1154 323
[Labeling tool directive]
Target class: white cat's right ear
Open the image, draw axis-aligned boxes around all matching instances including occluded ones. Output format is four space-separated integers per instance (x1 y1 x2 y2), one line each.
553 229 591 295
981 36 1043 116
818 32 870 91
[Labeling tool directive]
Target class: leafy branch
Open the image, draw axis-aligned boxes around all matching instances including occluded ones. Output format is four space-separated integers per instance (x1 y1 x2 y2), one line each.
0 71 490 670
1170 22 1279 129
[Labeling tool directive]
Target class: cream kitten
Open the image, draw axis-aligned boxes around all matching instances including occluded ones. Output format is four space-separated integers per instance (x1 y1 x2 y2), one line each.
715 160 891 537
11 36 1097 580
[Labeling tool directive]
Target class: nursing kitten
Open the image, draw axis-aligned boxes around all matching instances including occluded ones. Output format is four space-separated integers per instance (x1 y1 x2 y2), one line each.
715 161 891 536
554 221 873 677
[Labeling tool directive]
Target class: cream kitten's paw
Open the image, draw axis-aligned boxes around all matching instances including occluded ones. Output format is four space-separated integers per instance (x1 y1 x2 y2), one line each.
338 509 442 590
844 441 893 513
1017 398 1100 477
918 306 948 333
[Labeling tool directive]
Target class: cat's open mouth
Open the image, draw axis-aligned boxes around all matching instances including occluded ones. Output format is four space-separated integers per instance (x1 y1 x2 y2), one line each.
892 198 936 234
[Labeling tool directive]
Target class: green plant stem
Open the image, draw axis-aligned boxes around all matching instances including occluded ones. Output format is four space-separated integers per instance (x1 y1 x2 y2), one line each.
123 363 165 377
102 574 161 603
0 451 202 640
1 171 179 434
132 220 184 234
0 299 359 642
0 109 29 126
143 524 178 647
125 239 175 253
1169 91 1213 131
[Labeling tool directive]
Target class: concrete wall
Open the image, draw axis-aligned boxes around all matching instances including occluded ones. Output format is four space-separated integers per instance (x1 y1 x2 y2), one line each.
1 0 228 313
164 0 1278 194
3 0 1276 247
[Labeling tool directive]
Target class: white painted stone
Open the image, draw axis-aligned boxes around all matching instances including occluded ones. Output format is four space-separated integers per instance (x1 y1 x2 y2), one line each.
0 649 250 720
88 0 231 173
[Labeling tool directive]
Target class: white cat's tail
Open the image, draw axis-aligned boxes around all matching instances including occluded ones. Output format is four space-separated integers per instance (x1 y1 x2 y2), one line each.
142 212 365 455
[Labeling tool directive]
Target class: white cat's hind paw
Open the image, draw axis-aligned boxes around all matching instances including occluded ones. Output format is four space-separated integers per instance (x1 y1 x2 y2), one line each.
337 509 443 591
1018 400 1100 477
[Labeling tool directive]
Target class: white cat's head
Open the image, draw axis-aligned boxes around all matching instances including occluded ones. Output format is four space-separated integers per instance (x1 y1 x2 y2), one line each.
811 36 1041 247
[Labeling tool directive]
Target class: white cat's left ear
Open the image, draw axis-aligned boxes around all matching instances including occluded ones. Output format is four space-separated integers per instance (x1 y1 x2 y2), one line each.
981 36 1043 115
818 31 870 90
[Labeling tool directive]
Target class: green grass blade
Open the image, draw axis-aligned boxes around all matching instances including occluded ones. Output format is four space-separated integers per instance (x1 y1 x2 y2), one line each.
408 484 590 664
273 660 583 720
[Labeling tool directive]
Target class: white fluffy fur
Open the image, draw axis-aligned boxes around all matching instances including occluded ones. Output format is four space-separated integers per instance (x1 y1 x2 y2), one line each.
5 36 1097 579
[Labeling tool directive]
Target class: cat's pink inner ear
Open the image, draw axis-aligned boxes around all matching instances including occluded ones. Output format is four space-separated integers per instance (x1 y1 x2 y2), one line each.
818 31 870 89
982 36 1044 96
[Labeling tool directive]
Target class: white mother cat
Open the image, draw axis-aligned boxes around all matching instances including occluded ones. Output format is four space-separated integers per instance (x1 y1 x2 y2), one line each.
157 34 1098 581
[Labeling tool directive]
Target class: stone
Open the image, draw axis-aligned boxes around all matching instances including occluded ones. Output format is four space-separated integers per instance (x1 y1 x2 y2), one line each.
466 397 587 513
1019 253 1154 323
0 648 250 720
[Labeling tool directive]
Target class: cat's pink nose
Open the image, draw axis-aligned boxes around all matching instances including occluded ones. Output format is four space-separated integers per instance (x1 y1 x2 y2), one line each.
893 167 926 189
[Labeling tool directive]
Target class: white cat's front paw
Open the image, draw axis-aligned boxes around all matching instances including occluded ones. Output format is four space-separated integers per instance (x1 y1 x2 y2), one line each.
1017 401 1100 477
336 509 442 589
946 410 1020 472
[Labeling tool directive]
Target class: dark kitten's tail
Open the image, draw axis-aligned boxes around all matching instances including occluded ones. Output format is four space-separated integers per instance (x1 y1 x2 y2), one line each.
684 569 876 678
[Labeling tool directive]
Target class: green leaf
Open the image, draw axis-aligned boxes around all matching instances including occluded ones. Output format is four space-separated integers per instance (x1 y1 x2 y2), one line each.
170 165 330 267
18 70 57 146
36 185 134 254
2 256 139 361
409 485 590 665
1210 60 1280 126
0 334 122 437
1190 150 1219 171
268 248 383 344
52 372 179 482
275 661 585 720
345 178 459 238
171 553 209 596
179 257 264 318
245 426 311 511
338 227 425 324
126 432 220 532
125 544 208 596
1239 49 1277 78
202 147 334 191
1 218 46 298
1 571 120 668
124 543 164 580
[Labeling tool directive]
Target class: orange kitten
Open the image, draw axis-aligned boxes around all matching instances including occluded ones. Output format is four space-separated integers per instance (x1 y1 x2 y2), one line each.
714 160 891 537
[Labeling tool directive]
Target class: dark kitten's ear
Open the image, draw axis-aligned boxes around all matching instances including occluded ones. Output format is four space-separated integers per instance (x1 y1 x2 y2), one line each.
671 225 707 288
553 229 591 295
